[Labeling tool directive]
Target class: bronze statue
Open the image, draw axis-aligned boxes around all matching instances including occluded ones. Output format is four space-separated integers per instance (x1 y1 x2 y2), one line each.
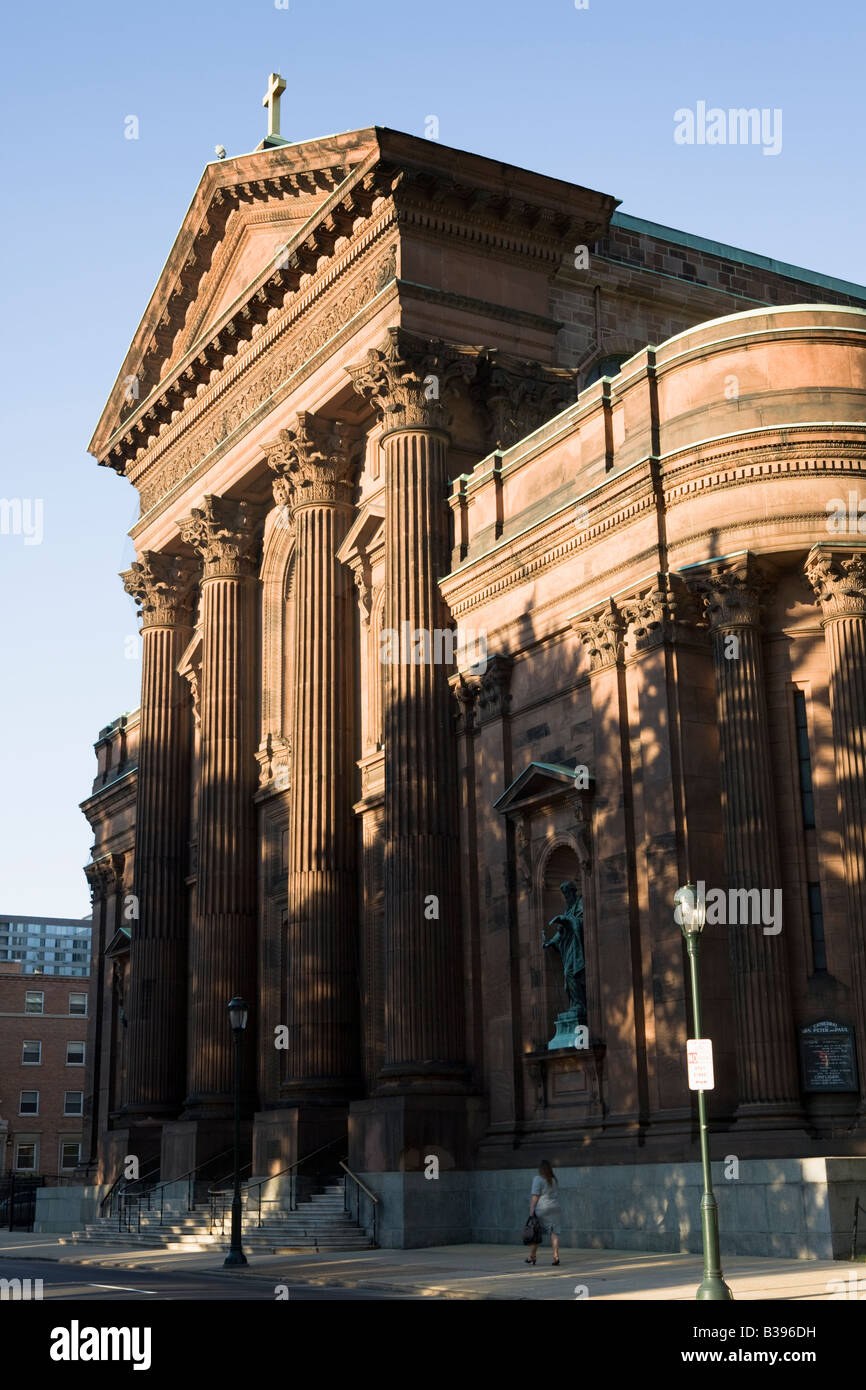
543 880 587 1025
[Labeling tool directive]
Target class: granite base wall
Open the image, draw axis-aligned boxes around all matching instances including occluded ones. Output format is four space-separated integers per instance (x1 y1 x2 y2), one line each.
33 1184 109 1234
358 1157 866 1258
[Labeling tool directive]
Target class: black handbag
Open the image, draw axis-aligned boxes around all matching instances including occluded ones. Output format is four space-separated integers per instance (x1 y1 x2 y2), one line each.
523 1213 544 1245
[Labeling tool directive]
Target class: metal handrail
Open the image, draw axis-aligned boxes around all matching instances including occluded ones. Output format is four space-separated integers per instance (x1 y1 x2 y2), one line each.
208 1134 347 1231
340 1160 380 1247
100 1156 161 1218
339 1161 378 1204
112 1144 237 1232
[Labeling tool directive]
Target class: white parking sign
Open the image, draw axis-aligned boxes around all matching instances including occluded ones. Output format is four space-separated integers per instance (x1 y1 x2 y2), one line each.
687 1038 714 1090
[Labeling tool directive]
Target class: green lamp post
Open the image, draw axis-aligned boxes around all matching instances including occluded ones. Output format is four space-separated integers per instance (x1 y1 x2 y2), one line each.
674 883 733 1302
224 996 249 1268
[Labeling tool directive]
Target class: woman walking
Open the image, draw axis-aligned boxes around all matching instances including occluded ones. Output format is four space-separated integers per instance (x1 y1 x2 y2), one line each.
525 1159 561 1266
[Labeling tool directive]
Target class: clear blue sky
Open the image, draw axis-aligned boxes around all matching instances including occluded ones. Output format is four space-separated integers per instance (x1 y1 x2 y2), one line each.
0 0 863 916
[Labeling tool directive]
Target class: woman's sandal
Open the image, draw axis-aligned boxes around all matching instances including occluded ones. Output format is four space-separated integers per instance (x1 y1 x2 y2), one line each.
525 1255 536 1264
552 1258 560 1266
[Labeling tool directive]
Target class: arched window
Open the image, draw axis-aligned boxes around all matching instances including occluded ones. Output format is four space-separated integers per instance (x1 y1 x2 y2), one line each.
582 353 630 390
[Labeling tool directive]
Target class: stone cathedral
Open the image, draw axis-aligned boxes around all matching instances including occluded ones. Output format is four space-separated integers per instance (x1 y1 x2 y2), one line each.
80 101 866 1251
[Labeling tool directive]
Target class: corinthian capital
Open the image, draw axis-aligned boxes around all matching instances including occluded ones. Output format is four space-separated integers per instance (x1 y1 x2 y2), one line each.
121 550 198 628
572 600 625 671
806 545 866 620
682 554 773 631
263 413 362 513
176 495 264 579
474 351 578 451
619 573 702 651
346 327 478 434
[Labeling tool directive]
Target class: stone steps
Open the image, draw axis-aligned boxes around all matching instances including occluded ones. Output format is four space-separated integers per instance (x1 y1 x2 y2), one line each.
66 1184 374 1251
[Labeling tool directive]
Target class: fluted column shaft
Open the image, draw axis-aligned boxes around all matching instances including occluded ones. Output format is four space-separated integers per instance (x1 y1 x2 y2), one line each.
692 560 801 1115
381 427 465 1082
178 498 262 1114
807 546 866 1108
122 553 195 1116
265 414 362 1096
348 330 478 1091
287 501 358 1089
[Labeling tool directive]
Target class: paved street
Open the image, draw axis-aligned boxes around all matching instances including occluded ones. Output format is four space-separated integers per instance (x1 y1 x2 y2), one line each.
2 1231 862 1300
0 1255 420 1300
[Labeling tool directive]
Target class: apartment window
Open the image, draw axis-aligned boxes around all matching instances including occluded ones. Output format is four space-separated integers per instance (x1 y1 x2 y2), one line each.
69 993 88 1016
794 690 816 830
15 1143 37 1171
64 1091 83 1116
19 1090 39 1115
21 1040 42 1065
24 990 44 1014
60 1142 81 1170
66 1041 86 1066
808 881 827 972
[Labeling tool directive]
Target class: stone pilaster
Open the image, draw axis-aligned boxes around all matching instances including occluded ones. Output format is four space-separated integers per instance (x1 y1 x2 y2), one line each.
685 556 802 1124
121 552 197 1118
348 329 477 1092
177 497 262 1116
806 545 866 1113
265 414 362 1103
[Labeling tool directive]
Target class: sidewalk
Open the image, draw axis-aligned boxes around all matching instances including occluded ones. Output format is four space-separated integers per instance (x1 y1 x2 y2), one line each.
1 1230 860 1299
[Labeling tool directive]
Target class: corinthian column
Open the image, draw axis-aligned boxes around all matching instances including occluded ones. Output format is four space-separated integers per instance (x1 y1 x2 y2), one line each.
122 552 197 1117
348 329 476 1090
177 497 263 1115
265 415 362 1100
686 556 802 1124
806 545 866 1113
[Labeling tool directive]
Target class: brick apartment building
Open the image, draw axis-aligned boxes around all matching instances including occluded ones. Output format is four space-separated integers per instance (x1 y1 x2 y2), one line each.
0 939 91 1176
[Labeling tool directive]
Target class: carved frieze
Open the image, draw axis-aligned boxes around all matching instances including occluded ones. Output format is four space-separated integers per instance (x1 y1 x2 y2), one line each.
121 551 198 629
137 244 397 513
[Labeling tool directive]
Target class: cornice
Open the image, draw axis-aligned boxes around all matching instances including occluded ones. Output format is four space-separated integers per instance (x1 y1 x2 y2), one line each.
442 437 866 619
95 134 618 470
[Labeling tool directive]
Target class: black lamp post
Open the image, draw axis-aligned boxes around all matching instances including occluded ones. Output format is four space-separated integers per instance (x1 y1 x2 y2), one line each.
224 996 248 1268
675 883 733 1302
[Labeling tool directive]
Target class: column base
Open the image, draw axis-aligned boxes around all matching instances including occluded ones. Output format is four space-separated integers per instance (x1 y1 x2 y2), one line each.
160 1118 251 1184
730 1099 812 1149
251 1105 348 1179
374 1061 472 1096
97 1125 163 1186
349 1093 486 1173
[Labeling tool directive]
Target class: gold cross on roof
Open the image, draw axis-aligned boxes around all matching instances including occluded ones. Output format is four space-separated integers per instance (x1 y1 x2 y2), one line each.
262 72 287 140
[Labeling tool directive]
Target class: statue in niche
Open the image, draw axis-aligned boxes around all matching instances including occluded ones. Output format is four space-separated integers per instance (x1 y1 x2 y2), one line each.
543 879 588 1047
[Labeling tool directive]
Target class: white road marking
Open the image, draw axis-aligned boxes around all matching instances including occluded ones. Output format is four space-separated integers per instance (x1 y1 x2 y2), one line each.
87 1283 158 1294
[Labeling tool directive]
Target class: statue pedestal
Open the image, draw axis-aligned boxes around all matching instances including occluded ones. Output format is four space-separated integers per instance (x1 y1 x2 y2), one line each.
548 1010 586 1051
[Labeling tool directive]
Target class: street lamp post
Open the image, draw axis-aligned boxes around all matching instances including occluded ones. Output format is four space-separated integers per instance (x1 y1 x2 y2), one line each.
674 883 733 1302
224 996 249 1268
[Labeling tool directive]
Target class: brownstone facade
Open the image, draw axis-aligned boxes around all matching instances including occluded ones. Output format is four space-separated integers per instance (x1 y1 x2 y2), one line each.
81 127 866 1246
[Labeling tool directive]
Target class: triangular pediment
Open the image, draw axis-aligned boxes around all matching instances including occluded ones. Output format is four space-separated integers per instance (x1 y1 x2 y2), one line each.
89 128 380 459
494 762 594 816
